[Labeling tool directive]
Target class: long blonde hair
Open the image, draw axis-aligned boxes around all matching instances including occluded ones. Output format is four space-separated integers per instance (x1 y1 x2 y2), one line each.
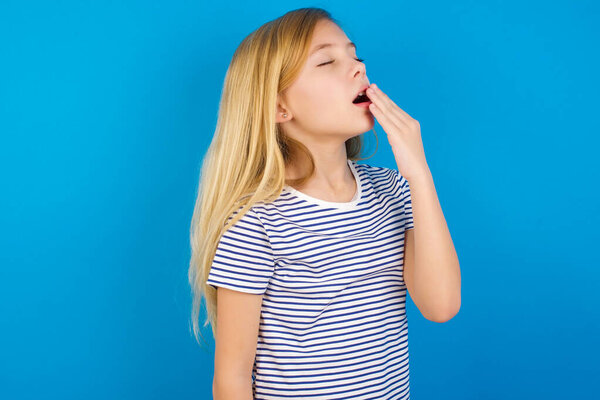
188 7 378 346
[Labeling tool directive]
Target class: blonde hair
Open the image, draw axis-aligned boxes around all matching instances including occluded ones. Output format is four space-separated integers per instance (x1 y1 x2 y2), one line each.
188 7 378 346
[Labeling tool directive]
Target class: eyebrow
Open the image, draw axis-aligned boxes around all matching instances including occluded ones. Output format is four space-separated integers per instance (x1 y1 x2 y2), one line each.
310 41 356 56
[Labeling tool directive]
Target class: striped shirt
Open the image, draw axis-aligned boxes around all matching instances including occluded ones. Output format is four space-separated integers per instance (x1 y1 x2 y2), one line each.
207 159 415 400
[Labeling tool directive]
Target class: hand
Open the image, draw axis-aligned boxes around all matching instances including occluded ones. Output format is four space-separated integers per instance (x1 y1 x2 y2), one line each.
366 83 430 182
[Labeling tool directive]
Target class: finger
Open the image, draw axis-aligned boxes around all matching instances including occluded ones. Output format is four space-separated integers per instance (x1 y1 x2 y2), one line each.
369 102 404 137
369 84 412 122
367 87 411 132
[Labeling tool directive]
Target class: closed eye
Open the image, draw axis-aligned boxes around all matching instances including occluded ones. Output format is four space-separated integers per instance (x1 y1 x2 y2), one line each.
318 57 365 67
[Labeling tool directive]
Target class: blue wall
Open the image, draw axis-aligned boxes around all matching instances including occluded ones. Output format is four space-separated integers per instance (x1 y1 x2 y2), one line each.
1 1 598 399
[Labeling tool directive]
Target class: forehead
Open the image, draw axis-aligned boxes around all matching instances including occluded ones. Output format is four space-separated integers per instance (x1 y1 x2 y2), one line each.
308 20 350 52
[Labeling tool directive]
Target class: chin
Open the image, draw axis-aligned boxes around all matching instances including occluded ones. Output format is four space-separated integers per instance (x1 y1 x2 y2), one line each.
358 116 375 132
347 122 374 138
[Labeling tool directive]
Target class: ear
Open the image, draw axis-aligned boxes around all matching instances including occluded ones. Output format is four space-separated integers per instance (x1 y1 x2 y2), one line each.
275 93 291 123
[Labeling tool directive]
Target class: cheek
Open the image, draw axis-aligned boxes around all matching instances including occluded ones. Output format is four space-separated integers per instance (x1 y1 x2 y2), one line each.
299 82 341 113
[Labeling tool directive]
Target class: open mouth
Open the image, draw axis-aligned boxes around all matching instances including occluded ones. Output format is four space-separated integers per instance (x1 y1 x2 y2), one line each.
352 92 371 104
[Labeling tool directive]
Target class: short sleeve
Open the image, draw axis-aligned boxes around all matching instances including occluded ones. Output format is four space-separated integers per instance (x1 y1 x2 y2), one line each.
401 178 415 230
393 169 414 231
206 207 275 294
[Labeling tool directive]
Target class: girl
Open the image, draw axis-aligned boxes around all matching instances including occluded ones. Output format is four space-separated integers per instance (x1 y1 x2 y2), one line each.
189 7 460 400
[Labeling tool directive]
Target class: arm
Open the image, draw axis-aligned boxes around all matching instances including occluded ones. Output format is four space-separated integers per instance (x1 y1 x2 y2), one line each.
363 83 461 323
212 286 263 400
402 172 461 323
213 379 252 400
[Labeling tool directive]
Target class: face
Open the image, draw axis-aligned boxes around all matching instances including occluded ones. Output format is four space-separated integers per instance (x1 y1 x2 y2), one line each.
276 19 373 142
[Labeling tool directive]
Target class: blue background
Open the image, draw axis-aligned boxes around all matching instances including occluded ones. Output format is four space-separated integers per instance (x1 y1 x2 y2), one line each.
1 1 598 399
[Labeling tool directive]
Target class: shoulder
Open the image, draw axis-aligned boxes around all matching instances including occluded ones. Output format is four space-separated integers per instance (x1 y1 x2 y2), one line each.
222 205 270 244
353 161 407 193
226 204 263 225
353 160 397 177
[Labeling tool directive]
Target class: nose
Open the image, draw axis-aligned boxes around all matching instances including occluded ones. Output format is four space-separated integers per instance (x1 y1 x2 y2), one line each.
353 60 366 80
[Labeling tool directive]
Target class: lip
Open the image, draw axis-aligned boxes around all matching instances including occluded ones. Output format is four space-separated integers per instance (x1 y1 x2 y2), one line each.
353 84 371 101
352 84 372 107
353 100 372 108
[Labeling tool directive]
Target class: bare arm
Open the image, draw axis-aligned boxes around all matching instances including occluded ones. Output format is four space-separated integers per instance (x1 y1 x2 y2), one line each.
402 172 461 323
213 379 253 400
212 286 263 400
361 82 461 323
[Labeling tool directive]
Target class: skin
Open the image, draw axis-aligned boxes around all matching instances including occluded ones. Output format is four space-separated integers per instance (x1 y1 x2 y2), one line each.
276 19 373 201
